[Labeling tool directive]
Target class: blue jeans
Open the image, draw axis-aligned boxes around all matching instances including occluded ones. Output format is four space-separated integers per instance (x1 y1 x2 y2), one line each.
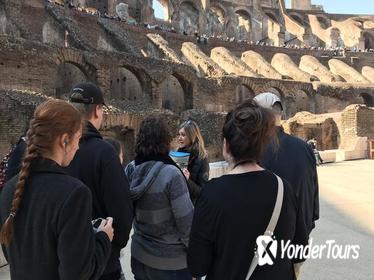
131 257 192 280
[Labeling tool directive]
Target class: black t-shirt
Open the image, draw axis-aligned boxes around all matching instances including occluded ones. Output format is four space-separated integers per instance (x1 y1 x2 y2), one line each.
187 170 308 280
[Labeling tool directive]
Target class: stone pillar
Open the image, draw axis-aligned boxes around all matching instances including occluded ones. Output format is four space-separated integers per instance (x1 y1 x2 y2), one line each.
291 0 312 10
96 68 111 99
140 0 154 23
151 81 162 108
277 32 285 46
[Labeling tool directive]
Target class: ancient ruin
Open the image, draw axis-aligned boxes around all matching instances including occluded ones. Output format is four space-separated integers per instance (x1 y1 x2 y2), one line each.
1 0 374 162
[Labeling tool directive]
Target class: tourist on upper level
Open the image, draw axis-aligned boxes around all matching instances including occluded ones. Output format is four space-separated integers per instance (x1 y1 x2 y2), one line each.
187 100 308 280
254 92 319 237
68 82 133 280
0 99 113 280
129 116 194 280
177 119 209 203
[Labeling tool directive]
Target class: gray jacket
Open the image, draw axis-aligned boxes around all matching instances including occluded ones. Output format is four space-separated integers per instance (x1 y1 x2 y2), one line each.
129 160 194 270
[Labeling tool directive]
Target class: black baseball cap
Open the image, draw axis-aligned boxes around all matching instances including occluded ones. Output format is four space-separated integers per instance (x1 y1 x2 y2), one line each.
69 82 106 106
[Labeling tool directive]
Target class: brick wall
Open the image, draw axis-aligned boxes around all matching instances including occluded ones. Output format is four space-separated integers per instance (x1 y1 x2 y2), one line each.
0 91 41 158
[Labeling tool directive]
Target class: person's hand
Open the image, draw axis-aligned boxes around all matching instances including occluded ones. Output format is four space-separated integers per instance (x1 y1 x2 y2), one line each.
192 278 197 280
98 217 114 242
183 169 190 180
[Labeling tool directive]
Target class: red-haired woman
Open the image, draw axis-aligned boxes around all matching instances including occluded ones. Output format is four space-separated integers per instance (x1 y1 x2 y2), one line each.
0 99 114 280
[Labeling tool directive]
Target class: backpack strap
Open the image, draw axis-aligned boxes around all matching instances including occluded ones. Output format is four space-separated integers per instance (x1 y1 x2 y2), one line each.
245 174 284 280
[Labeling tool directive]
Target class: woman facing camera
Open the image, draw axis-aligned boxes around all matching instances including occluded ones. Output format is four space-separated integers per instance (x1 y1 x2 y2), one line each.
0 100 113 280
129 116 194 280
187 100 308 280
177 120 209 202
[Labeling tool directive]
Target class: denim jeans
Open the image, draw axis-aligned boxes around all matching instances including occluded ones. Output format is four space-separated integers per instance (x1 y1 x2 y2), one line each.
131 257 192 280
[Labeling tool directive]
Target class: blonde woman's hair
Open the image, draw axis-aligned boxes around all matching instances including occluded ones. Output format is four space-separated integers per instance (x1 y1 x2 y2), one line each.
179 120 207 159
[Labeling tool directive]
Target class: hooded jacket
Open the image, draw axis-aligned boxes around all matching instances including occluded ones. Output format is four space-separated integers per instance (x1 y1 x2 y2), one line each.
129 158 194 270
67 122 133 276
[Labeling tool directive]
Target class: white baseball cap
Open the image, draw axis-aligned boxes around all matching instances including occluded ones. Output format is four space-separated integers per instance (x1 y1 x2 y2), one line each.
253 92 283 111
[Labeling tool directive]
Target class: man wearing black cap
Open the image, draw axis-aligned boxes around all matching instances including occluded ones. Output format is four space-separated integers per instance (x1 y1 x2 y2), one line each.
68 82 133 280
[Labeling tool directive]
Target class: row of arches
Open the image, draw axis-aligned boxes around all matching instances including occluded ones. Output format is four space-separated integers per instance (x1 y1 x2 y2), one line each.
153 0 256 40
54 61 192 114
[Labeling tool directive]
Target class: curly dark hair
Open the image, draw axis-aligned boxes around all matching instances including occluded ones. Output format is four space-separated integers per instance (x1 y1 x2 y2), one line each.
223 99 276 163
135 116 172 158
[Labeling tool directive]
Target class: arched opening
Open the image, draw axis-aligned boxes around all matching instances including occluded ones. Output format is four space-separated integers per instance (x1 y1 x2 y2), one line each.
111 67 143 102
265 12 279 24
160 75 186 114
235 10 251 40
55 62 88 98
179 1 199 34
316 15 330 29
362 93 374 107
236 85 255 104
210 6 225 24
287 89 310 115
364 32 374 50
290 14 309 27
206 6 225 36
153 0 169 21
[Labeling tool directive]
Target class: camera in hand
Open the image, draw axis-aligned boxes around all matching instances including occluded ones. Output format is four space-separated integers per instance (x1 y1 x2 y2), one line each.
92 218 106 232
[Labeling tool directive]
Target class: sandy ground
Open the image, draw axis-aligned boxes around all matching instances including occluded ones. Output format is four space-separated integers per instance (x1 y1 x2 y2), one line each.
1 160 374 280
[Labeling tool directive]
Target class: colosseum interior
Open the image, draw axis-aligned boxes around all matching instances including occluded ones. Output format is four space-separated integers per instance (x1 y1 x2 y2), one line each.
0 0 374 163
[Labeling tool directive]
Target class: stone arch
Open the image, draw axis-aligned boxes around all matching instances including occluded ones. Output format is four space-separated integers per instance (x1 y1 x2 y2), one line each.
178 1 200 34
316 14 331 29
210 3 226 23
363 32 374 49
55 62 89 98
289 12 309 27
235 9 252 39
153 0 169 21
361 93 374 107
110 66 149 103
287 89 310 115
265 12 279 24
56 49 97 81
235 84 255 104
159 74 186 114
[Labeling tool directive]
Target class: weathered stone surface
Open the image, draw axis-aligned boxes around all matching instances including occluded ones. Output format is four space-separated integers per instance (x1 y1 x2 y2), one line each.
329 59 371 84
181 42 227 77
210 47 259 77
241 51 283 79
362 66 374 83
147 33 183 64
272 53 318 82
300 55 342 83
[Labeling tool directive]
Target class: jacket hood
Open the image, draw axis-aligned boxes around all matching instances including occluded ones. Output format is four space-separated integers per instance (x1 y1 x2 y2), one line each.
129 161 164 200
